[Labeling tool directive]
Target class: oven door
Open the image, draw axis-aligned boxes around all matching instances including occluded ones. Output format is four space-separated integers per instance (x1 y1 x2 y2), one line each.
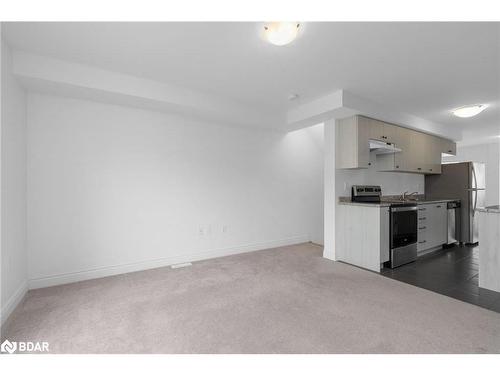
390 206 418 249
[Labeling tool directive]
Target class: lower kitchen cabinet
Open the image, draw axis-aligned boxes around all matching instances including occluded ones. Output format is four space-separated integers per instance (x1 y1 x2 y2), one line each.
337 204 390 272
338 202 449 270
417 203 447 253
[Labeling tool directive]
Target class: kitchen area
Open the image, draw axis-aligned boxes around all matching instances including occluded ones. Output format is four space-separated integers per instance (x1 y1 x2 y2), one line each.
335 115 500 313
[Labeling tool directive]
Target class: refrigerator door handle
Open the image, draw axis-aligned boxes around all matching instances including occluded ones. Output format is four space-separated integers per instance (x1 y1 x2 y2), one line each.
473 189 477 216
472 163 477 190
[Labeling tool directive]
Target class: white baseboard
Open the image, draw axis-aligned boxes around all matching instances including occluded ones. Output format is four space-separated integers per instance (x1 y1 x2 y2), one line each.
28 235 310 290
1 281 28 328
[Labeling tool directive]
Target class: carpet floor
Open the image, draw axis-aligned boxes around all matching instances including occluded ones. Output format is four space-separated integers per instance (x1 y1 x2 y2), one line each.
2 243 500 353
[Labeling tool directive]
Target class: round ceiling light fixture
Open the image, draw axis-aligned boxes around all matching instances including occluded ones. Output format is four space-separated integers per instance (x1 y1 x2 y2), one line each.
452 104 488 118
263 22 300 46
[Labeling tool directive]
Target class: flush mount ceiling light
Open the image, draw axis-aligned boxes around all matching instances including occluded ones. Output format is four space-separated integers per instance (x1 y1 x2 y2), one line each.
452 104 488 118
263 22 300 46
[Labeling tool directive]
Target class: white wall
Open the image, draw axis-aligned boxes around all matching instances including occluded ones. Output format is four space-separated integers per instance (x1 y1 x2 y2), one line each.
299 123 324 245
443 141 500 206
26 94 324 287
1 39 28 326
323 120 336 260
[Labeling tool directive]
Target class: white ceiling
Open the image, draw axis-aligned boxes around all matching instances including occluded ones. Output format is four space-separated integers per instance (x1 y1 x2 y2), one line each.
3 22 500 141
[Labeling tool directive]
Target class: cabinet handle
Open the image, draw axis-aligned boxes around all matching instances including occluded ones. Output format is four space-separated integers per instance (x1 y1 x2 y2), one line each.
395 165 399 168
417 167 422 170
418 240 427 244
418 217 426 220
448 150 452 153
419 226 426 230
419 208 426 211
429 169 433 171
436 205 441 208
368 162 371 166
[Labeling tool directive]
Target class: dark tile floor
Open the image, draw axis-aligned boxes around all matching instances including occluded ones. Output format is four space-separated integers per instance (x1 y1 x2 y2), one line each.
381 244 500 313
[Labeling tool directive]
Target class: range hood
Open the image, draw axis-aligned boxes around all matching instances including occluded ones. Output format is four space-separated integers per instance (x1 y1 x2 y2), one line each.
369 139 402 155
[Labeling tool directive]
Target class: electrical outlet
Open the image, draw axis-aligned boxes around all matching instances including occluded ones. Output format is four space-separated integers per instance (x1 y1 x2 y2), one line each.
199 225 212 236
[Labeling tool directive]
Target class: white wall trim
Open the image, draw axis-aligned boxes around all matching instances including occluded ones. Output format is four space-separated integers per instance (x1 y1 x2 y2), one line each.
1 281 28 327
28 235 310 290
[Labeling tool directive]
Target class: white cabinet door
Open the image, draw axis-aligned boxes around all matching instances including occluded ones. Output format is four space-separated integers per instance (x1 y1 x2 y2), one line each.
406 132 443 175
417 205 429 252
417 203 447 252
357 116 372 168
393 126 412 172
425 136 442 174
437 204 447 244
405 130 424 173
427 203 447 248
336 204 383 272
336 116 371 169
365 117 396 144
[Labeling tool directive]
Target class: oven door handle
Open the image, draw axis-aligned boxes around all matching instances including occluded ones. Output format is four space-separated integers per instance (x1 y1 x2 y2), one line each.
391 206 418 212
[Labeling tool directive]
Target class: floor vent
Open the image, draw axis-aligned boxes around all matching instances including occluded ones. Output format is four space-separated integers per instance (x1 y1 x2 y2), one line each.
171 262 192 269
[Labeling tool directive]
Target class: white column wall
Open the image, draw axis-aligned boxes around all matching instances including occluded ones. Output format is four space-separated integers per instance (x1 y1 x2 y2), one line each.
323 120 336 260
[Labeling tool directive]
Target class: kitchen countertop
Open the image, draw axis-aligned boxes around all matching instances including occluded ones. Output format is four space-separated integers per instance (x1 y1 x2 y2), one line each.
338 197 459 207
408 199 458 204
477 205 500 214
338 201 391 207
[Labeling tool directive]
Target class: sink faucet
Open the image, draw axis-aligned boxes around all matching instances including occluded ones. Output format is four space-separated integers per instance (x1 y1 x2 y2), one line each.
401 191 419 201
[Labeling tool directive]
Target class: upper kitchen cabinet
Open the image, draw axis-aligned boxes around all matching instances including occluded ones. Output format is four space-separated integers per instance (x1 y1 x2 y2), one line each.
379 128 426 173
380 129 442 174
336 115 455 174
425 136 443 174
422 136 458 173
392 126 412 171
440 138 457 156
336 116 371 169
366 117 397 144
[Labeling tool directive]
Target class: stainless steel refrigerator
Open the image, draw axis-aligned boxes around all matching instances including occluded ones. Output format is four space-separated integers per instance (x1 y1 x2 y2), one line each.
425 162 485 244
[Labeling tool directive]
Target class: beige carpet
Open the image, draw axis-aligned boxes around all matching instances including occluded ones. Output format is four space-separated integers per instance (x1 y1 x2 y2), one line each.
2 243 500 353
